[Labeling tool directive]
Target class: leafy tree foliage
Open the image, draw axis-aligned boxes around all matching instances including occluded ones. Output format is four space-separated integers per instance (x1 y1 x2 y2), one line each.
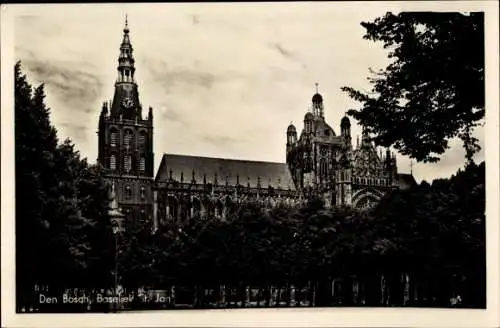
342 12 484 163
15 62 114 311
139 164 484 308
118 162 484 308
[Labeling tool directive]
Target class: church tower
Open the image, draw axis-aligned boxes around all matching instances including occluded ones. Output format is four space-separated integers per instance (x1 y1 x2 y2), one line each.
97 17 154 227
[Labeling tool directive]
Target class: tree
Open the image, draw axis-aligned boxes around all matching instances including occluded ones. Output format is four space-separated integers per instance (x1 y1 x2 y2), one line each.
15 62 115 311
342 12 484 163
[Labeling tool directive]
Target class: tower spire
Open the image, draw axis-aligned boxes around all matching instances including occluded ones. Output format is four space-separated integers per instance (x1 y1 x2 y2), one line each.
110 16 140 118
117 15 135 84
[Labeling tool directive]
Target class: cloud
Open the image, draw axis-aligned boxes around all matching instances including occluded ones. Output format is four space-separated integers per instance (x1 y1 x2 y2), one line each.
21 58 103 107
201 135 239 148
59 122 90 143
158 105 187 125
270 42 294 59
142 58 217 91
268 42 308 72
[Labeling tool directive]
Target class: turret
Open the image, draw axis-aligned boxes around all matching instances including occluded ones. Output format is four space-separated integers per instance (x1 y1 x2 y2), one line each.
340 115 351 149
304 112 314 133
340 115 350 134
148 106 153 122
287 123 297 144
286 122 297 158
311 83 324 118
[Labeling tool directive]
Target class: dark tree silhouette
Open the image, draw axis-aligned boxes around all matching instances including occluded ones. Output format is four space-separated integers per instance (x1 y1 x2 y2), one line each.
15 62 114 312
342 12 484 164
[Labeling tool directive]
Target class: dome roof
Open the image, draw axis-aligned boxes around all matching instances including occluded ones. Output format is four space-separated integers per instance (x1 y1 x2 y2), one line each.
287 124 297 133
304 112 314 121
341 116 351 127
312 93 323 103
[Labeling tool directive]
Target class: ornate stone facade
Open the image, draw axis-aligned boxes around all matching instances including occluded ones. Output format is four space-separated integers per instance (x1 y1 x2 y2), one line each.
286 89 415 209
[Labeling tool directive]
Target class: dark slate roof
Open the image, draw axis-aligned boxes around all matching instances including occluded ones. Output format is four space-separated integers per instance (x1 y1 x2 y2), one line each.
155 154 296 190
396 173 417 190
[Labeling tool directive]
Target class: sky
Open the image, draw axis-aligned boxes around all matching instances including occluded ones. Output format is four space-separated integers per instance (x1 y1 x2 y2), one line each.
12 2 485 184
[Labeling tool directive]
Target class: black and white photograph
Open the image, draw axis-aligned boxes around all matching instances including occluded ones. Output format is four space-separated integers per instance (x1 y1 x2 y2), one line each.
1 1 499 327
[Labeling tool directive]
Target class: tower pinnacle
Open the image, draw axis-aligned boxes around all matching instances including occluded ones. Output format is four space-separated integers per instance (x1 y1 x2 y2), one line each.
110 16 141 119
124 14 129 33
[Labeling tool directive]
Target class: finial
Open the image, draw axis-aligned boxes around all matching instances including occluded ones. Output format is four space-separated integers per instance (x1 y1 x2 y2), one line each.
124 14 129 33
315 82 319 94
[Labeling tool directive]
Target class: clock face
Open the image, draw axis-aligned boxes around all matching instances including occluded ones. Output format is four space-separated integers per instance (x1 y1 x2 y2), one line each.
122 97 134 109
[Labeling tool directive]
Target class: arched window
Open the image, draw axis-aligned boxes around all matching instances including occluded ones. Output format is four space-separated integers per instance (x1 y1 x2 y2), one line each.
125 185 132 200
110 155 116 170
124 155 132 173
124 130 133 148
139 157 146 172
321 159 328 177
110 129 118 147
139 131 147 148
140 187 145 199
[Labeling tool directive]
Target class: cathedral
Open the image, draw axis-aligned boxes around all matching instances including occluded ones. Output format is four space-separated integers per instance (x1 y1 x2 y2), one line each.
97 19 416 230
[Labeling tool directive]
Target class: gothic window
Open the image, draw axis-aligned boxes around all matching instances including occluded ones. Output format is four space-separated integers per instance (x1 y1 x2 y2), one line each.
125 185 132 200
124 155 132 173
110 155 116 170
110 129 118 147
320 159 327 177
139 131 147 148
124 130 133 149
140 187 145 199
139 157 146 172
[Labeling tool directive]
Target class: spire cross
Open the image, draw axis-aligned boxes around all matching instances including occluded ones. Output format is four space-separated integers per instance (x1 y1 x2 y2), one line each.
315 82 319 93
125 14 128 28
